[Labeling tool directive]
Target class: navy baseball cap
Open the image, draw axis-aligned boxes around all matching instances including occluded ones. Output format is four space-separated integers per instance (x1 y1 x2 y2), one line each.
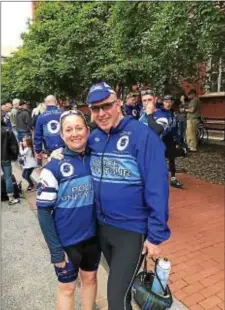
163 95 173 101
87 82 116 105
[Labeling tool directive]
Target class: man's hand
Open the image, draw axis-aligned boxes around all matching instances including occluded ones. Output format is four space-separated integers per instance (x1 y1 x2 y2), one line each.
145 103 156 115
142 240 161 259
49 147 64 161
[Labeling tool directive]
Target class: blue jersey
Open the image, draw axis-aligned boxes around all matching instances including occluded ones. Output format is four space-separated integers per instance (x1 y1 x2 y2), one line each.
139 108 180 141
36 148 96 247
159 109 180 140
88 116 170 245
139 108 168 130
124 104 140 119
34 106 64 153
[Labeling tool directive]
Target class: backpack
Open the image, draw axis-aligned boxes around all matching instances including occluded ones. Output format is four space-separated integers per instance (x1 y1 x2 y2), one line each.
1 174 22 201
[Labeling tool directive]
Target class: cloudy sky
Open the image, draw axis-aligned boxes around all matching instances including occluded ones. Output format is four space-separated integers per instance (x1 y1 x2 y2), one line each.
1 1 32 56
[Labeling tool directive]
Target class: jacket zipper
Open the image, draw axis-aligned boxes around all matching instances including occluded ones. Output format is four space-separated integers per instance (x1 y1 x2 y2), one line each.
99 134 110 220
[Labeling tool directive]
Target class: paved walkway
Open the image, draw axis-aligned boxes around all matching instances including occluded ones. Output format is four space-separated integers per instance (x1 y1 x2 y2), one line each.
12 163 224 310
160 174 224 310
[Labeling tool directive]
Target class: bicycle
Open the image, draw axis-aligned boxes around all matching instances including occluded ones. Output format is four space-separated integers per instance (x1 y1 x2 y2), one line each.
197 117 208 145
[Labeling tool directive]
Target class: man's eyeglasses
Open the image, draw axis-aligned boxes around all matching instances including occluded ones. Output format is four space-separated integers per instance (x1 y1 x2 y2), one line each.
89 100 117 113
141 90 154 96
60 109 88 127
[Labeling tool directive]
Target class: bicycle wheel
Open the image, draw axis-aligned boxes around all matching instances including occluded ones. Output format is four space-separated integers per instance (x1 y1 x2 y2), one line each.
197 127 204 145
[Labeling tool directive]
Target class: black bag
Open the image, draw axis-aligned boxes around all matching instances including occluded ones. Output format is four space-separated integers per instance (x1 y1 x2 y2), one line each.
164 138 187 159
132 258 173 310
1 174 22 201
174 141 187 157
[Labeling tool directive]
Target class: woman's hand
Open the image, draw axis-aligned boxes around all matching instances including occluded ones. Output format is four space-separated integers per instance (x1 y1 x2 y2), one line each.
49 147 64 161
54 252 69 268
55 261 66 268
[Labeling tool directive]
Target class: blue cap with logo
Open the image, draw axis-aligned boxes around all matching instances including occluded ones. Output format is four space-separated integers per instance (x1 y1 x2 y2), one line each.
87 82 116 106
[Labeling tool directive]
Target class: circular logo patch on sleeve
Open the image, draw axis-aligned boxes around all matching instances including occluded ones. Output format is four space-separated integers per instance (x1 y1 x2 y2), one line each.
60 163 74 177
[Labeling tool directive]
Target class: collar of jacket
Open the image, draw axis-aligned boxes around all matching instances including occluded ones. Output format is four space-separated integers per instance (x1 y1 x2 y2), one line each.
63 146 90 157
46 106 59 111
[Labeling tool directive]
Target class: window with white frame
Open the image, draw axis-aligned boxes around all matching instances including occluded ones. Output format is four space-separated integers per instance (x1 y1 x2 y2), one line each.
206 57 225 92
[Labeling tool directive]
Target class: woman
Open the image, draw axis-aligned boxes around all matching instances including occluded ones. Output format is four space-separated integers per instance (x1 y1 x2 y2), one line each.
36 110 100 310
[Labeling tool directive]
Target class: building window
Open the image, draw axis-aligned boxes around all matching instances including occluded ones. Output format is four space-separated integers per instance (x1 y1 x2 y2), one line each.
207 57 225 92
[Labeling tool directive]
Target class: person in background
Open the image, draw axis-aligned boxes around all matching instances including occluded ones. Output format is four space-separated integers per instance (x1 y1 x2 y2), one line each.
156 97 163 109
32 102 46 129
16 100 32 142
185 89 201 152
10 99 20 141
58 96 71 111
37 110 100 310
1 116 19 205
139 89 168 134
34 95 64 164
160 95 184 188
140 92 184 188
124 93 140 119
2 103 12 130
19 136 37 192
177 95 189 144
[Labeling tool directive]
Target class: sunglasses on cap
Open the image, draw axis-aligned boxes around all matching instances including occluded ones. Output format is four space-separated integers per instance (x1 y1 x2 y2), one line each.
89 100 117 113
60 110 88 126
141 90 154 96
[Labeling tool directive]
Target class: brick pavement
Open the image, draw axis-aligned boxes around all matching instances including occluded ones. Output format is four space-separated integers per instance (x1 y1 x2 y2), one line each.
13 162 224 310
158 174 225 310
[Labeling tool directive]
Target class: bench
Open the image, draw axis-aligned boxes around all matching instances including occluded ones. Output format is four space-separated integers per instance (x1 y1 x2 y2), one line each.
202 118 225 141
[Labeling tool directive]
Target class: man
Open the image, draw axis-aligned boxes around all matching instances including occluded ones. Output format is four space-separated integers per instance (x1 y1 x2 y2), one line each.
185 89 201 152
139 89 168 134
16 100 32 142
124 92 140 119
34 95 64 161
87 82 170 310
10 98 20 140
140 91 184 188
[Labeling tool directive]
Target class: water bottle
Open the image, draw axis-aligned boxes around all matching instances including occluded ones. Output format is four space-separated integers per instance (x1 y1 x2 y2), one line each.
151 258 171 295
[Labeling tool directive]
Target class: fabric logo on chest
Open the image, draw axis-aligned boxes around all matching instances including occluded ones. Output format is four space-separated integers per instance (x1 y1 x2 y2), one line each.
116 135 129 151
60 163 74 177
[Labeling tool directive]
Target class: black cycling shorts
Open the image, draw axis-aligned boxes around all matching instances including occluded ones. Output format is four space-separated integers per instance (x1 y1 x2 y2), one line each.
54 237 101 283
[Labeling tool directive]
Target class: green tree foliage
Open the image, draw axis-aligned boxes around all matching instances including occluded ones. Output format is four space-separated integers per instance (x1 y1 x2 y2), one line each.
1 1 224 103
